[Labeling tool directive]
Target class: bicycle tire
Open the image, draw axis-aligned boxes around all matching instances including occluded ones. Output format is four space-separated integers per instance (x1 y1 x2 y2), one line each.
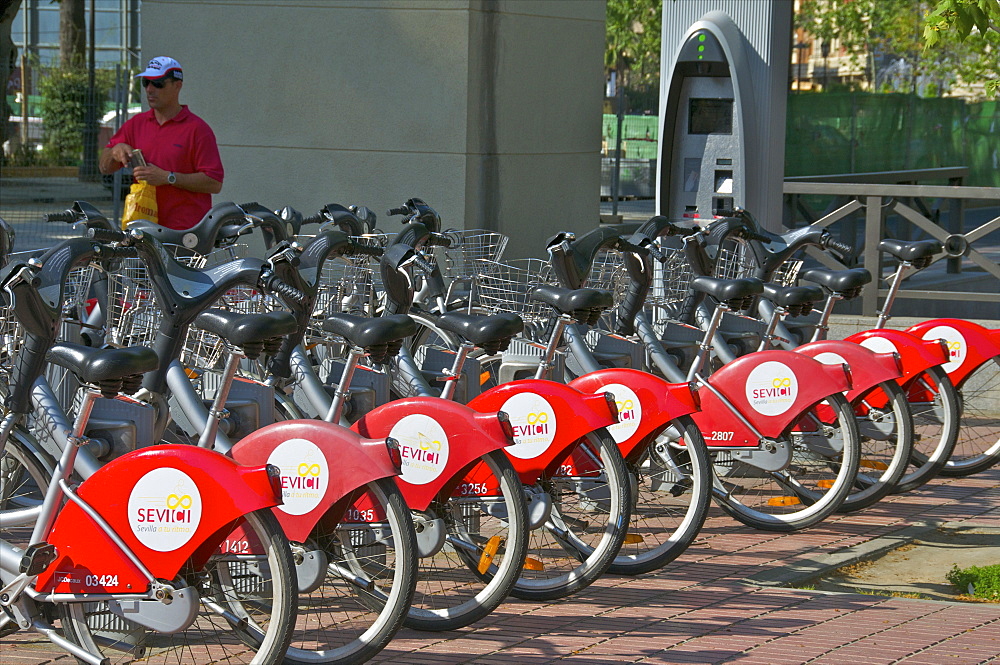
894 366 960 492
838 379 914 512
711 392 861 531
60 507 296 665
609 415 711 575
940 354 1000 477
510 428 631 601
404 450 529 632
0 427 55 548
283 477 417 665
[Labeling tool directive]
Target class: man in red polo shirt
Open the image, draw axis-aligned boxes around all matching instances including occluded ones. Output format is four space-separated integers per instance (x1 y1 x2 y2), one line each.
99 56 224 230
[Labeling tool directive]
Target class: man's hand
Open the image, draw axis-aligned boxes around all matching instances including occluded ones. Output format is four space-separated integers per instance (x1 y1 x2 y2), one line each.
132 164 170 186
99 143 133 174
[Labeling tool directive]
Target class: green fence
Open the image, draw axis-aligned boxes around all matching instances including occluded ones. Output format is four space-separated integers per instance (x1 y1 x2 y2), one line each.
604 92 1000 188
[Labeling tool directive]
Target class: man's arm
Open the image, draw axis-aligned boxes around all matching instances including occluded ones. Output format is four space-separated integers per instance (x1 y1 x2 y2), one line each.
130 165 222 193
99 142 133 175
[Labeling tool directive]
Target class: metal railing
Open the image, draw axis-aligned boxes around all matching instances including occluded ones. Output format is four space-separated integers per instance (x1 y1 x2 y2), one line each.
783 175 1000 317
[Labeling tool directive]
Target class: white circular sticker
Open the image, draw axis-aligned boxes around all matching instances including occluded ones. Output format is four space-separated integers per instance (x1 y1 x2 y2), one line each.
745 361 799 416
268 438 327 515
859 336 897 357
921 325 966 373
812 352 848 367
128 468 203 552
595 384 641 443
390 414 450 485
501 393 557 459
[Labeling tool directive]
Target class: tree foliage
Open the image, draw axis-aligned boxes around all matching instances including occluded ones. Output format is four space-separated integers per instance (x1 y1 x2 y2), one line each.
924 0 1000 95
37 65 111 164
605 0 662 89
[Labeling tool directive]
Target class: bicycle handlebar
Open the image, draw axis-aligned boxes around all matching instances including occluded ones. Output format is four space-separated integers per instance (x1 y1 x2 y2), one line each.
425 233 452 248
88 227 128 244
44 211 77 224
261 272 307 305
387 206 410 217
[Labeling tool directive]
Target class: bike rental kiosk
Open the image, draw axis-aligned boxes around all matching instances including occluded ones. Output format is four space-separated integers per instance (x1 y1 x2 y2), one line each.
657 6 791 228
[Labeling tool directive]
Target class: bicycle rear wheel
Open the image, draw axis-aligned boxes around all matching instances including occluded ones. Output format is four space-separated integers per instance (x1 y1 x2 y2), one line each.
510 429 631 601
60 507 296 665
894 366 960 492
711 392 861 531
609 416 711 575
838 379 913 512
284 477 417 664
405 450 529 631
940 354 1000 477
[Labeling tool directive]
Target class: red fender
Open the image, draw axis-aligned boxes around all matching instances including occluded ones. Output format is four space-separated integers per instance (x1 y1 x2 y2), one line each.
904 318 1000 388
693 350 852 445
568 368 699 460
845 329 948 386
230 420 399 543
468 379 618 483
795 340 901 404
37 446 279 594
352 397 511 510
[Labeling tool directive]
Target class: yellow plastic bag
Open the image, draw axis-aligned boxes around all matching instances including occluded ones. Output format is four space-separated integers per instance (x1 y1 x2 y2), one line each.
121 180 158 228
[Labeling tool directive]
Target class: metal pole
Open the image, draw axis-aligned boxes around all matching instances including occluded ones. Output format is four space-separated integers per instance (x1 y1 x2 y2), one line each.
612 68 625 216
81 0 98 179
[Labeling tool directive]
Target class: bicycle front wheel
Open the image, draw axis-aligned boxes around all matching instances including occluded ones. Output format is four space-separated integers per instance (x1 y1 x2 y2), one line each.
405 450 529 631
894 366 960 492
60 507 296 665
510 429 631 601
940 354 1000 476
609 415 711 575
284 477 417 664
838 379 914 512
711 392 861 531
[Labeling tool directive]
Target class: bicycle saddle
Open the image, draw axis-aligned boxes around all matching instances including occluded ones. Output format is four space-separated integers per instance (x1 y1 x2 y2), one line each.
127 201 249 255
435 312 524 354
690 276 762 312
529 285 613 325
799 267 871 299
195 309 298 359
322 313 417 363
878 239 941 268
761 284 824 317
47 343 158 396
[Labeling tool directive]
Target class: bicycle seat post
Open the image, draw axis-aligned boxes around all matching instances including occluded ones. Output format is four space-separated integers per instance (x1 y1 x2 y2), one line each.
438 341 474 401
323 346 365 424
809 293 841 343
196 348 244 449
534 315 571 381
688 302 729 383
875 260 911 330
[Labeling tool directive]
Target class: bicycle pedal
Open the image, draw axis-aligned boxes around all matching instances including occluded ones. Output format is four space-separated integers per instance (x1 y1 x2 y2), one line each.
19 542 58 576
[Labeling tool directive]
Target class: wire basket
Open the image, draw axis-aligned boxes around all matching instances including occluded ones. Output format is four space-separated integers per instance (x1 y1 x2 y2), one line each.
474 257 555 327
650 243 696 308
712 239 757 280
439 230 509 280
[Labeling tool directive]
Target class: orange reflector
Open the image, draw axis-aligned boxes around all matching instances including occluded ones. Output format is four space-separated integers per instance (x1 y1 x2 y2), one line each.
623 533 645 544
768 496 801 506
817 479 836 489
477 536 502 574
184 367 200 379
522 557 545 571
480 371 491 385
304 342 318 351
860 459 889 471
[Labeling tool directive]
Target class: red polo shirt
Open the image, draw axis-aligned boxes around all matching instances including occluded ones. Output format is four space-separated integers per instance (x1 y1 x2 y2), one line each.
106 106 224 230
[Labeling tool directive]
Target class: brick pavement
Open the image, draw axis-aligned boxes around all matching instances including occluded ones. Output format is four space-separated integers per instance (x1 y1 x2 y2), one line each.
3 467 999 664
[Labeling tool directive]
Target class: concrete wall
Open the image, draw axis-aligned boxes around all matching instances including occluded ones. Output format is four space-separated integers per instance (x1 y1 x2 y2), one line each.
140 0 605 258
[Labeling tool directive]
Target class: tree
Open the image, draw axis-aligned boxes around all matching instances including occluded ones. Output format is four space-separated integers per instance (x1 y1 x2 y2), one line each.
59 0 85 68
605 0 663 110
1 0 20 152
924 0 1000 96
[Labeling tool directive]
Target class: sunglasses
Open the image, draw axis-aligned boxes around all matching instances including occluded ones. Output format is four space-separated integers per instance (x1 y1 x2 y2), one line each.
142 77 172 89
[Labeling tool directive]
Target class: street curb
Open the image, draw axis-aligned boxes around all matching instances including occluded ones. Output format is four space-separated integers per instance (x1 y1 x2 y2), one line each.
742 520 1000 589
742 521 941 588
